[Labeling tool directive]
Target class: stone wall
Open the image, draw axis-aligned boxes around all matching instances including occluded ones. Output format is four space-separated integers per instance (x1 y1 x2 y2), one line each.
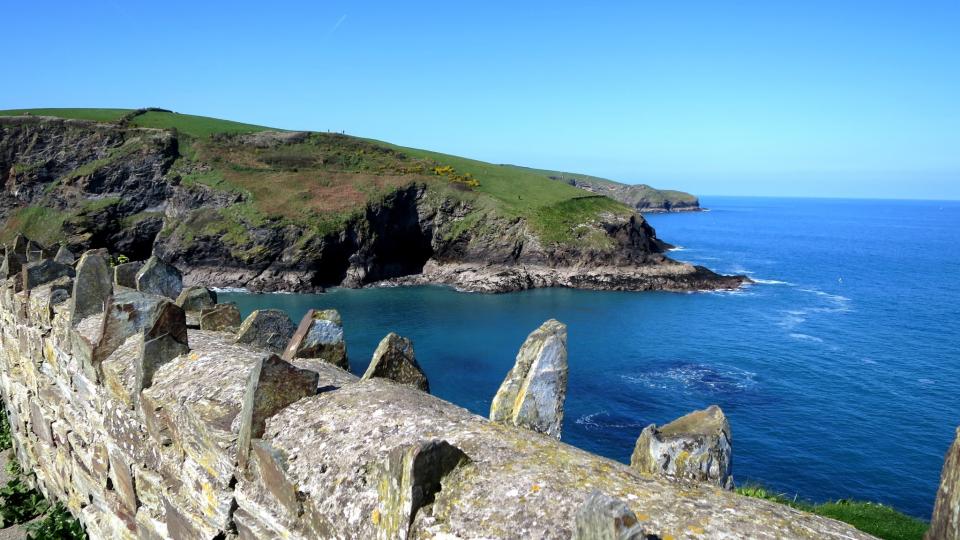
0 250 876 539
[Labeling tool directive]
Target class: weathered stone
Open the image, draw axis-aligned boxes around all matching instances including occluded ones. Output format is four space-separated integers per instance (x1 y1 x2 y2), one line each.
20 258 75 291
175 285 217 312
374 439 470 539
573 491 651 540
108 448 138 514
237 354 319 469
928 426 960 540
489 319 568 439
94 291 186 371
199 303 241 331
136 333 189 397
235 309 296 353
361 333 429 392
113 261 143 289
54 244 76 265
10 233 28 255
0 250 25 280
282 308 349 370
630 405 733 490
135 256 183 299
69 249 113 324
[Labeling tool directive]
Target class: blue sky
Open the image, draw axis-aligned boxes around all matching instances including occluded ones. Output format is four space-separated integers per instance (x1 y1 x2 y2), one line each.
3 1 958 199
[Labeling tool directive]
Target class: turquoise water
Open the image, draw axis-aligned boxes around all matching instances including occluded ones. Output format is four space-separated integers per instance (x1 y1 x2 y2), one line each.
219 196 960 519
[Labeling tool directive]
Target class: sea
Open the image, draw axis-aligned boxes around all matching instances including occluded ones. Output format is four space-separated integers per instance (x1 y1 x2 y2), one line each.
219 196 960 519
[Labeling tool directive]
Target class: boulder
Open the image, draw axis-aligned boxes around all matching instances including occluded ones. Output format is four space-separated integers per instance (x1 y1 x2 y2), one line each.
489 319 568 439
282 308 349 370
20 258 76 291
175 286 218 312
361 333 429 392
573 491 649 540
630 405 733 490
234 309 296 353
69 249 113 324
10 233 28 256
95 291 187 369
199 303 242 332
53 244 76 265
928 426 960 540
135 256 183 299
114 261 144 289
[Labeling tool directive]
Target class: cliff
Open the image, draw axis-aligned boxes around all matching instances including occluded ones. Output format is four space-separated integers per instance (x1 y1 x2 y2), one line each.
0 111 739 293
507 165 702 213
0 246 874 539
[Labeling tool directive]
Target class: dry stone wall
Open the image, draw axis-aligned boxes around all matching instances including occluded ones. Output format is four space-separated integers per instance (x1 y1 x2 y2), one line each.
0 246 879 539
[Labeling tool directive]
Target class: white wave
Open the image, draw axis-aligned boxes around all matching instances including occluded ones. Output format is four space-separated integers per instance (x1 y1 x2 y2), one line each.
751 278 792 285
210 287 249 293
789 333 824 343
621 364 757 394
574 410 645 431
669 246 687 252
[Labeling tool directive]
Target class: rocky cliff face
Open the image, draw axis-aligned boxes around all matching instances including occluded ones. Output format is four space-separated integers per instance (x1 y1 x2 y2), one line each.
0 116 742 293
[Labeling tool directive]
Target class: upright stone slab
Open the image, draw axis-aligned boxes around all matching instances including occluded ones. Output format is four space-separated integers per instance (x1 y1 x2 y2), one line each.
374 439 470 540
135 256 183 299
361 333 429 392
928 426 960 540
630 405 733 490
94 291 186 376
0 251 26 280
237 354 319 469
200 303 242 331
573 491 649 540
489 319 568 439
235 309 296 354
282 308 349 370
54 244 76 265
10 233 28 256
69 249 113 324
20 258 75 291
175 286 217 312
113 261 143 289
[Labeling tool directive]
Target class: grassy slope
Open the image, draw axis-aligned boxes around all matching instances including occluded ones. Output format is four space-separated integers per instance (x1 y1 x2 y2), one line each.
736 485 928 540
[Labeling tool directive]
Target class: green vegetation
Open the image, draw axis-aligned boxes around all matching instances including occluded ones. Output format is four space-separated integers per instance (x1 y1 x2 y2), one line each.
129 110 269 138
534 196 631 246
0 108 129 122
0 206 68 246
736 484 928 540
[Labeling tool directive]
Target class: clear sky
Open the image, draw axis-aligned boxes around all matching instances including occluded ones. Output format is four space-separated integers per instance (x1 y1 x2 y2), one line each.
3 1 958 199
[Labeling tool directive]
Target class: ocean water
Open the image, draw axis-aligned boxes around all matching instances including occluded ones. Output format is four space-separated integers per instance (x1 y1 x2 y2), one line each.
219 196 960 519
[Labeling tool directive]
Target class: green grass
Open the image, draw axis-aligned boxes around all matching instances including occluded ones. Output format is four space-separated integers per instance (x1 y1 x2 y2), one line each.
736 484 928 540
0 206 68 246
506 164 698 207
128 110 270 138
0 108 129 122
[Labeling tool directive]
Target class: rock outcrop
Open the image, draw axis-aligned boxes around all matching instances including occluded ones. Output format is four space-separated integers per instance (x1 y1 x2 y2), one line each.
928 426 960 540
630 405 734 490
573 490 651 540
282 308 350 370
234 309 296 354
199 302 241 331
361 332 429 392
0 241 876 539
490 319 568 439
135 256 183 299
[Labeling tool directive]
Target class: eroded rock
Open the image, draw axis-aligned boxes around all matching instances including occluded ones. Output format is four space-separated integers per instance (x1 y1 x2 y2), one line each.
54 244 76 265
630 405 733 490
361 333 429 392
282 308 349 370
69 249 113 324
135 256 183 299
175 286 217 312
573 491 652 540
114 261 143 289
928 426 960 540
199 303 242 331
489 319 568 438
20 258 75 291
235 309 296 353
